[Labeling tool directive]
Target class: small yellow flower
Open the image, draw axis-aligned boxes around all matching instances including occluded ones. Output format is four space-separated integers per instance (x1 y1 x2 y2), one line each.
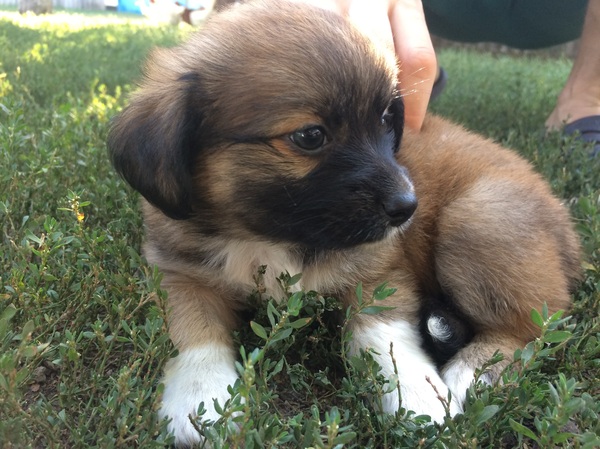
76 212 85 222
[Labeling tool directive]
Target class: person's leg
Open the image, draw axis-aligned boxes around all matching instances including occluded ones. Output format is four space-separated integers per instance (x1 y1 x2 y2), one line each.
422 0 588 49
423 0 599 149
545 0 600 130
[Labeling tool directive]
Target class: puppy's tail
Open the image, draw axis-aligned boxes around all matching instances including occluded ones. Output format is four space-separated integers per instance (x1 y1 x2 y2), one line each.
420 298 474 368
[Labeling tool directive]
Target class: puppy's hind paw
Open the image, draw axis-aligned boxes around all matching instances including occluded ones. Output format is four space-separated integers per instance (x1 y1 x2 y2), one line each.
441 359 495 407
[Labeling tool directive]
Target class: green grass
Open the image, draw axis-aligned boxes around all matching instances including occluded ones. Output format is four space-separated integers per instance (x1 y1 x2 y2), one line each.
1 9 599 449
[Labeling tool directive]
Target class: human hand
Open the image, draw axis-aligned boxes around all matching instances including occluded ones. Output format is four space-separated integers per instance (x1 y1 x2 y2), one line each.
388 0 437 131
295 0 436 132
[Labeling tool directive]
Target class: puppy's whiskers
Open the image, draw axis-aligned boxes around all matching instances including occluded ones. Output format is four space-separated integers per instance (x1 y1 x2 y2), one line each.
397 65 435 97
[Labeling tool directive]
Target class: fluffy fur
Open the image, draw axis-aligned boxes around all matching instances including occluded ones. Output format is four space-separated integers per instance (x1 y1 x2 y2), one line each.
108 1 581 445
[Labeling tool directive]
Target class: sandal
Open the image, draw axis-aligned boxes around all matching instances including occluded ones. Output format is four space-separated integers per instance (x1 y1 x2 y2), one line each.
430 67 448 102
563 115 600 157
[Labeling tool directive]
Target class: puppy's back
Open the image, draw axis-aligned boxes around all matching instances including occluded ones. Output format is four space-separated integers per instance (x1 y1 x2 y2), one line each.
400 114 580 339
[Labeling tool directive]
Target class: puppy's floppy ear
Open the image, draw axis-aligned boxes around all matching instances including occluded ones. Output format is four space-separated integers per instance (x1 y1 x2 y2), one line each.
108 65 205 220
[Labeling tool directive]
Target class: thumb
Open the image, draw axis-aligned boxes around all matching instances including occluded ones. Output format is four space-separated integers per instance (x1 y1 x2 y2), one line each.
390 0 437 131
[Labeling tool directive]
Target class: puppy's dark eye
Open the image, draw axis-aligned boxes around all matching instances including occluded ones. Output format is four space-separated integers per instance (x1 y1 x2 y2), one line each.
381 101 403 153
381 109 394 128
290 126 328 152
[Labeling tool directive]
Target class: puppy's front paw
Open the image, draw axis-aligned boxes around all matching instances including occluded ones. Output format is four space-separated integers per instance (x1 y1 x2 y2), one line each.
352 320 462 423
159 345 239 447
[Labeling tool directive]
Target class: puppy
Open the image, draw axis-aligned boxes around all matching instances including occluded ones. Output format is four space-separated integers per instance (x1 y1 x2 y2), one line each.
108 1 581 445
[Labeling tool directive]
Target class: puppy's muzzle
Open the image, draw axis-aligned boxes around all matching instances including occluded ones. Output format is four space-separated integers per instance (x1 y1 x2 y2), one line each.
379 163 417 227
383 191 418 227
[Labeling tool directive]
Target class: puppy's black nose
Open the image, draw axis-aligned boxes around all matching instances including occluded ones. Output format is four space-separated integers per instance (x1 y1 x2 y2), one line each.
382 192 418 226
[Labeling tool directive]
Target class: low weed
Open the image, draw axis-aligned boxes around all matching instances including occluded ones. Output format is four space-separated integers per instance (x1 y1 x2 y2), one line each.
1 9 598 448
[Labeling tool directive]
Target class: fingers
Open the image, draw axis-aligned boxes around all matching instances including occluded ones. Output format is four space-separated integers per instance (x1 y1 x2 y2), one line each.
390 0 437 131
330 0 437 132
347 0 396 57
289 0 342 13
295 0 436 132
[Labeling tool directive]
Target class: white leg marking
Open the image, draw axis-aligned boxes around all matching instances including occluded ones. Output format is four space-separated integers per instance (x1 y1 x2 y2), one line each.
350 320 462 422
441 359 490 406
159 345 239 447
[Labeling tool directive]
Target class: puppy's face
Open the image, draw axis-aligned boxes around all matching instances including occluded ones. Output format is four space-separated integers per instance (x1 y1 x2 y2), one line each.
109 1 416 250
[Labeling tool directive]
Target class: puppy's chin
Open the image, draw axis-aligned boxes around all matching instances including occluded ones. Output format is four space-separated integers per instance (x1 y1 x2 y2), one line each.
339 216 413 249
380 218 411 243
291 217 411 252
240 211 412 251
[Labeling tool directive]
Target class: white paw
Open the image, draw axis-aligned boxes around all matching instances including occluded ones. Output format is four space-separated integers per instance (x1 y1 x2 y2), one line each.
381 368 463 422
441 359 482 406
351 320 462 423
159 345 239 447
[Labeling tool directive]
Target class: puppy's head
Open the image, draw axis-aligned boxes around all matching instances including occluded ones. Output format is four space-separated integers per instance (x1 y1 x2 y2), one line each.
108 0 416 250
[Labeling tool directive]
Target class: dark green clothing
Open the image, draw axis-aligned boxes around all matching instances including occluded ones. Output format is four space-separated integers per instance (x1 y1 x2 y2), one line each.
423 0 588 49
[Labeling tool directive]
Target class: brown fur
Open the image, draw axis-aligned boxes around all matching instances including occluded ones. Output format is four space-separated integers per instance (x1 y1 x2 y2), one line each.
108 1 581 445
